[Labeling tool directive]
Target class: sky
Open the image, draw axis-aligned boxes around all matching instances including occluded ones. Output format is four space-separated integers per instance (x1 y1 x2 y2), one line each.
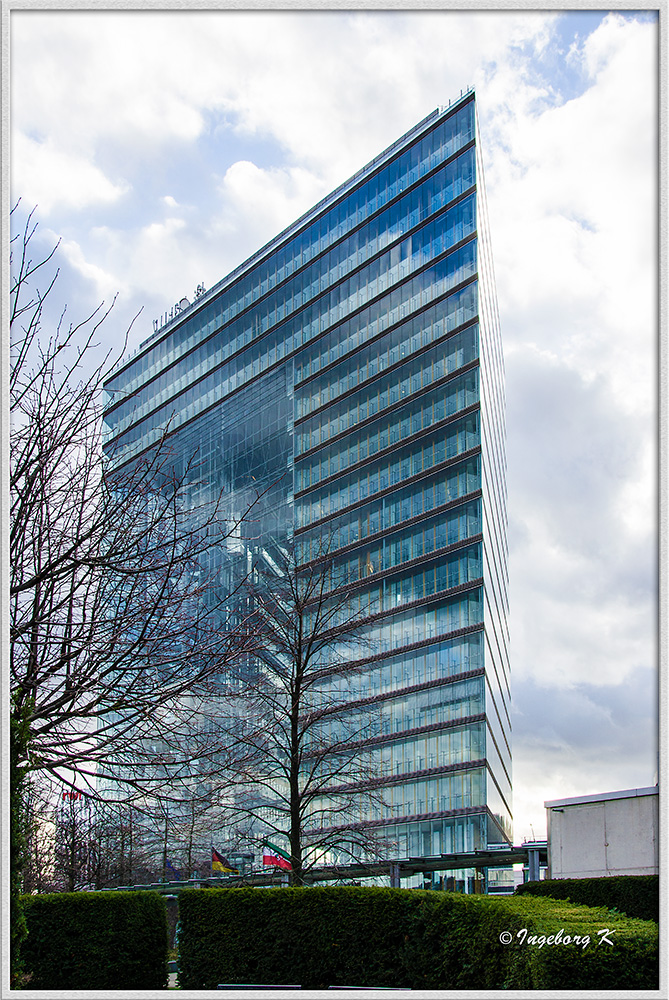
8 8 660 844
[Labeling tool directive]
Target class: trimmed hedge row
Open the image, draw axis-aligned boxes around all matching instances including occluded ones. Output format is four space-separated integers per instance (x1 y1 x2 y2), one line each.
177 886 658 990
20 890 168 990
496 894 658 990
515 874 659 923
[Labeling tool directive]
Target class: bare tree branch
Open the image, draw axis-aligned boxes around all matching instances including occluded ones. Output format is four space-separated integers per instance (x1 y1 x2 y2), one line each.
218 539 389 884
10 205 261 801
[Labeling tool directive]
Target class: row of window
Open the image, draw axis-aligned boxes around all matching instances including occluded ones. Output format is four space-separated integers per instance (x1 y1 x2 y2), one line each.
293 260 476 397
105 231 477 467
295 318 478 429
368 542 481 613
309 545 481 631
323 499 481 590
295 329 478 459
295 369 479 491
113 162 475 441
310 632 483 704
374 722 485 776
263 151 473 339
311 766 485 822
214 160 476 367
109 102 475 396
382 767 484 816
327 588 483 665
306 724 485 783
107 196 475 454
317 673 484 744
297 196 474 354
296 455 480 558
385 814 484 856
309 816 485 861
295 411 480 527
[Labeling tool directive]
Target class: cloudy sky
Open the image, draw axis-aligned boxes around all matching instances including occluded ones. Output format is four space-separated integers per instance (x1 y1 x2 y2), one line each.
9 8 659 843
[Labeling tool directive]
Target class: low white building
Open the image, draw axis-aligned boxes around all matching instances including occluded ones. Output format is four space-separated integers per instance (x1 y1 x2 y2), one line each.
545 786 658 880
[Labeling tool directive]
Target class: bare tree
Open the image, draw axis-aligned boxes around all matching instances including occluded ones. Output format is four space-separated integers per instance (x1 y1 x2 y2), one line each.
221 540 389 886
172 787 219 878
17 774 57 895
9 206 259 798
83 797 155 888
52 792 96 892
21 785 155 892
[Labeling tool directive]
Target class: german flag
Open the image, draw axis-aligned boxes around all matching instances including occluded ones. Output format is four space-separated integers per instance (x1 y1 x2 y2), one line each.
212 848 239 874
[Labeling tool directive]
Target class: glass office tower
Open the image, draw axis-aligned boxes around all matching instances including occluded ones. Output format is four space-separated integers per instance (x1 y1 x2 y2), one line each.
104 90 512 876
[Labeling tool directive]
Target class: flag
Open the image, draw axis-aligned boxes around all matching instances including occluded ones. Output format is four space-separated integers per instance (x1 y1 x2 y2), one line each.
212 848 239 874
262 841 292 871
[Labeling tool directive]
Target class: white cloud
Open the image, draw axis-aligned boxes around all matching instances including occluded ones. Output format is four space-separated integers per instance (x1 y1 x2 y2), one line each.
478 21 658 783
484 13 657 422
88 216 194 303
11 132 128 213
214 160 327 253
10 11 557 216
507 345 656 690
11 12 205 149
58 236 124 303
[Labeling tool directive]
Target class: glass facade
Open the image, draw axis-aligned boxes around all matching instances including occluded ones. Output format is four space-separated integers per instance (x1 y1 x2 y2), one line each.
103 91 511 870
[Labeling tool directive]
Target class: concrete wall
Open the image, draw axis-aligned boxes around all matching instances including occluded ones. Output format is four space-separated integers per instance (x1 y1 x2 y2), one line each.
545 787 658 879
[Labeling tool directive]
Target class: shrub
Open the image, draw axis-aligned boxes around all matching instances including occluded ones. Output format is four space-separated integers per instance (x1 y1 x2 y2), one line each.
515 874 659 923
497 893 658 990
21 890 168 990
178 886 416 990
177 886 658 990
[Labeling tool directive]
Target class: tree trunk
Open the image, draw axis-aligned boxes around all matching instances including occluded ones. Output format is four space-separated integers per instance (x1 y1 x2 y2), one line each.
289 686 303 886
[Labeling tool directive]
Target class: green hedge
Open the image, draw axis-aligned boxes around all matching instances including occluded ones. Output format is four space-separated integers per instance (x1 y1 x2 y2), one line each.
515 874 659 923
177 886 658 990
496 894 658 990
179 887 414 990
20 890 168 990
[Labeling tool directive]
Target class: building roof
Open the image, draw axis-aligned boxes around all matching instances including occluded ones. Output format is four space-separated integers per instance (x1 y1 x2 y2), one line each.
545 786 658 809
